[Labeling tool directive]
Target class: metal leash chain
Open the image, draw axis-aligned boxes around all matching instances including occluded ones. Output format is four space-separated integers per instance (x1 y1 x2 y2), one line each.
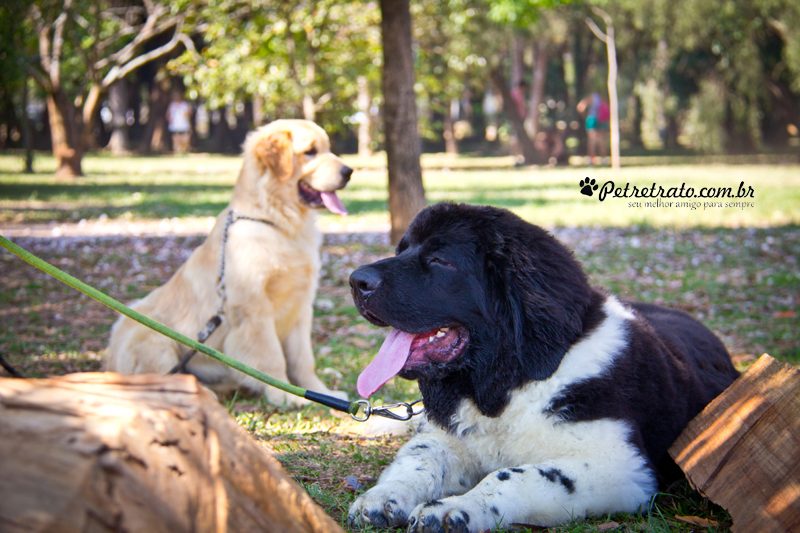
350 399 425 422
169 209 274 374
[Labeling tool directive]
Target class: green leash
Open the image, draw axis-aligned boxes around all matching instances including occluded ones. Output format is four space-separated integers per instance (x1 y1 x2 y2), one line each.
0 233 425 421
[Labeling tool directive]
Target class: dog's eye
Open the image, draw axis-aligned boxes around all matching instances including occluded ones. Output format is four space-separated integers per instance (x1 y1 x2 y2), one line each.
305 146 318 157
429 257 452 267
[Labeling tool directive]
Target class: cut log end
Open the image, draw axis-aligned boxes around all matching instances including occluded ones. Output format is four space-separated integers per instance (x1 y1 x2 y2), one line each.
669 354 800 533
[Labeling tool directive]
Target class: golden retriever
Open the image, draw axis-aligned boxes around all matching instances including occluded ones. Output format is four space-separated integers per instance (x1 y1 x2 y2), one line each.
106 119 351 405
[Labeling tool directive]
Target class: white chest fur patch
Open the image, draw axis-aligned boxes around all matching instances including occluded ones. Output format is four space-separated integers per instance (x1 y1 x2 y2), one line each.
350 297 659 529
437 296 655 499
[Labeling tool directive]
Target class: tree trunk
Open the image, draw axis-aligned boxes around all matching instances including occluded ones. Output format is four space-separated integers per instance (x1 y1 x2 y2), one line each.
443 102 458 155
144 74 170 153
511 36 525 88
586 8 620 169
0 373 344 533
211 108 232 153
46 89 82 178
606 28 620 170
107 79 130 155
357 76 373 157
490 68 544 165
21 78 34 173
81 84 103 151
253 93 265 127
573 22 588 153
380 0 427 245
605 25 620 169
629 93 643 148
527 41 548 139
303 48 317 122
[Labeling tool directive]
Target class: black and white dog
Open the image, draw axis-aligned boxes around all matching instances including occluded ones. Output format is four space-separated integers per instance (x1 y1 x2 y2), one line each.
348 203 738 532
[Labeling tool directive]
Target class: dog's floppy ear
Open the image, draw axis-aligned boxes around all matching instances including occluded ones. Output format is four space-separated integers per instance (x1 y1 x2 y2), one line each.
253 130 294 180
485 229 590 383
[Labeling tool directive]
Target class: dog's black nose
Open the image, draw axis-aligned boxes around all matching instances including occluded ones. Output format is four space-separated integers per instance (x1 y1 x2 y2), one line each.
340 165 353 183
350 266 382 298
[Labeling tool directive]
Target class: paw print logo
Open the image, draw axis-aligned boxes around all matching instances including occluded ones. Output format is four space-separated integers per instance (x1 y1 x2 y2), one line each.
580 178 598 197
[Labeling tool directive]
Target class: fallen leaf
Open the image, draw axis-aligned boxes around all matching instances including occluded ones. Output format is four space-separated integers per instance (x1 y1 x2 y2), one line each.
676 515 720 527
772 310 797 318
598 521 621 531
349 337 373 349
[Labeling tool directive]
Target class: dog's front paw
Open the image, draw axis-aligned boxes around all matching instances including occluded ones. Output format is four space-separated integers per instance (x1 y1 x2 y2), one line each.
407 499 489 533
348 485 415 529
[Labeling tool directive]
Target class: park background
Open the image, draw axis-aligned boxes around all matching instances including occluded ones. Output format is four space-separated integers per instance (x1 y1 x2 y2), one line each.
1 1 799 532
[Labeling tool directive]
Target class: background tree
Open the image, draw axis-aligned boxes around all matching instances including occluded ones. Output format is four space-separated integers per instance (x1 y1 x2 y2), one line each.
585 6 620 169
0 0 35 172
413 0 480 155
485 0 575 165
381 0 427 244
5 0 800 170
172 0 382 143
24 0 196 177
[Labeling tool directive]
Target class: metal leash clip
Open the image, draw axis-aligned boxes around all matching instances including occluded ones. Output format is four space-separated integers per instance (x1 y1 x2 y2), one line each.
350 399 424 422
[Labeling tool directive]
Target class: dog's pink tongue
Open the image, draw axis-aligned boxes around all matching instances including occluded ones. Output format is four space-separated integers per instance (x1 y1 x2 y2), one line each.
321 191 348 216
357 329 415 398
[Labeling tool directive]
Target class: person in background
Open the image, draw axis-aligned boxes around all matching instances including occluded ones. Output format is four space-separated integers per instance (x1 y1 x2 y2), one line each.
577 92 609 165
167 92 192 154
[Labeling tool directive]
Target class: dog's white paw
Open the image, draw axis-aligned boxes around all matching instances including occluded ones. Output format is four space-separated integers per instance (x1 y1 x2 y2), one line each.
407 498 492 533
348 484 416 529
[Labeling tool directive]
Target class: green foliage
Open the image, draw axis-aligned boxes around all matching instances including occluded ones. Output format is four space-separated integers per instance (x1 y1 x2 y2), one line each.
411 0 486 139
171 0 382 134
8 0 800 158
0 0 34 90
683 77 729 154
487 0 575 27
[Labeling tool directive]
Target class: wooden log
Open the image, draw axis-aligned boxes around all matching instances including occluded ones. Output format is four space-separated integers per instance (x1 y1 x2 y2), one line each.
669 354 800 533
0 372 344 533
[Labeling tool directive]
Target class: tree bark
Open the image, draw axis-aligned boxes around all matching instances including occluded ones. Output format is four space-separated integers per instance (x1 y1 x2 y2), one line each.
107 78 130 155
253 93 265 127
526 40 548 139
490 68 544 165
303 47 317 122
443 101 458 155
629 93 643 148
0 373 344 533
586 8 620 170
357 76 373 157
46 89 83 178
605 25 620 169
21 78 34 173
143 73 171 153
380 0 427 245
511 36 525 88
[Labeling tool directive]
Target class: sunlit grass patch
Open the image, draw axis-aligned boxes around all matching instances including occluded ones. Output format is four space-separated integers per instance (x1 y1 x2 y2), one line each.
3 153 799 228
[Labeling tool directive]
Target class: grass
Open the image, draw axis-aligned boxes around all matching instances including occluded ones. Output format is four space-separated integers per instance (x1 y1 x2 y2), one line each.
2 152 799 228
1 151 799 532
